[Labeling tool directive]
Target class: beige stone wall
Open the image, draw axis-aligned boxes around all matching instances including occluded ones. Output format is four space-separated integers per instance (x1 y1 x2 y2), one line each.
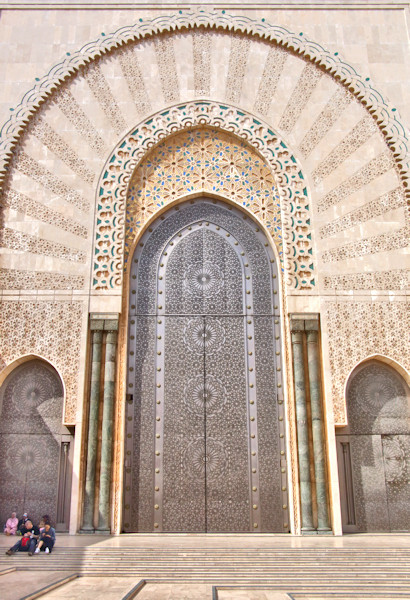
1 3 410 125
0 3 409 533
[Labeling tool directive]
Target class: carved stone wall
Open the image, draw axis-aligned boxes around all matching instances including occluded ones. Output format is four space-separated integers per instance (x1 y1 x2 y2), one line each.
0 14 406 305
323 301 410 425
0 7 409 534
0 301 85 424
95 106 313 292
1 10 409 179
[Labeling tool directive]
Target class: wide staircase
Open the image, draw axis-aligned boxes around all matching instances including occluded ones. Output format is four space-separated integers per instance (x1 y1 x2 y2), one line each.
1 536 410 599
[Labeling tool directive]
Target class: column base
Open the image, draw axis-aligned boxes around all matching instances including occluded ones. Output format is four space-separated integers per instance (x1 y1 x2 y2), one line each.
301 527 317 535
317 527 332 534
79 527 95 534
95 528 111 535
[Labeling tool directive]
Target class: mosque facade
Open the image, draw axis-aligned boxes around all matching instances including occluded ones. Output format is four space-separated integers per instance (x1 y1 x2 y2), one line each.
0 1 409 536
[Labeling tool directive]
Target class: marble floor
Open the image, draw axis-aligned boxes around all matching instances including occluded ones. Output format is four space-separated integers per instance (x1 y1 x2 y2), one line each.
0 533 409 600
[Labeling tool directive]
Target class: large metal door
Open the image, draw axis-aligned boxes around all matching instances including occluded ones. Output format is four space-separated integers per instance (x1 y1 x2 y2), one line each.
124 200 288 533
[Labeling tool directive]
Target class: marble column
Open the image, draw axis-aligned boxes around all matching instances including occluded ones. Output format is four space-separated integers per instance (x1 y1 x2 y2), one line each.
306 323 331 532
81 326 103 532
96 326 118 533
291 320 315 532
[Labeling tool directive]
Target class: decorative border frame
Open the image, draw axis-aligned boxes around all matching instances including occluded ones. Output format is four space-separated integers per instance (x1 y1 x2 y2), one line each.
0 9 409 189
94 101 314 291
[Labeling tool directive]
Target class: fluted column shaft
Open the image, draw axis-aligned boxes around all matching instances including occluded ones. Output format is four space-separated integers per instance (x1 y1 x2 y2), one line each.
291 324 315 532
81 328 103 531
306 327 331 531
97 329 118 532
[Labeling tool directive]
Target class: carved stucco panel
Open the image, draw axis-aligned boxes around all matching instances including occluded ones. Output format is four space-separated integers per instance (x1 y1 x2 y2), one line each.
323 301 410 425
93 102 314 292
0 301 85 425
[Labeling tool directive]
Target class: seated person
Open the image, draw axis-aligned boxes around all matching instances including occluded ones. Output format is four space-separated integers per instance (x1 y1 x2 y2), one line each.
39 514 51 533
5 519 39 556
4 512 18 536
35 523 56 554
17 513 29 532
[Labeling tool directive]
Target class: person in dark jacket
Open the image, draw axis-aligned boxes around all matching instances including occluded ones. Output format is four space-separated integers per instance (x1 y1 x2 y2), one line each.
5 520 39 556
34 522 56 554
17 512 29 531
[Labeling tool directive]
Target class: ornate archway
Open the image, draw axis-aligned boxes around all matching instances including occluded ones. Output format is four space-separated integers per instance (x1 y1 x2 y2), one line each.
110 125 298 534
0 359 73 531
123 198 289 533
93 105 314 293
336 360 410 532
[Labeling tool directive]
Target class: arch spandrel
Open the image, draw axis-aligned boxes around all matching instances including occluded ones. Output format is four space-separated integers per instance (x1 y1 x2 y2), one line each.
0 15 407 299
96 106 313 292
125 127 282 269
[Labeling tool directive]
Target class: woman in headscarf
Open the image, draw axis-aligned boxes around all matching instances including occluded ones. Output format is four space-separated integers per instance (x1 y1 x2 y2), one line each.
4 512 18 536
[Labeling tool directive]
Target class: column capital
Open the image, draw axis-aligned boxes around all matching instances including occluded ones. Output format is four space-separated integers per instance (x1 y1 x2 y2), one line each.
305 317 319 332
90 313 119 332
289 317 305 334
306 329 319 343
104 320 119 332
91 329 103 342
90 319 104 331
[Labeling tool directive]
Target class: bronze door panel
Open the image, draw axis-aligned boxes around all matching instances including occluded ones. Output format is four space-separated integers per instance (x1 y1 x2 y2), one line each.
162 316 206 532
125 200 287 533
204 316 249 532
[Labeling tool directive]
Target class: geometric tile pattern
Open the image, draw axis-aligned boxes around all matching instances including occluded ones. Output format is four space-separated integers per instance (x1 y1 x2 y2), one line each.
324 301 410 424
95 103 313 292
126 128 281 268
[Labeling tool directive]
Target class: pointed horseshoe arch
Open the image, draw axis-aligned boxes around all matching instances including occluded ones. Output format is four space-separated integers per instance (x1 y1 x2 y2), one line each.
93 103 314 292
123 198 289 533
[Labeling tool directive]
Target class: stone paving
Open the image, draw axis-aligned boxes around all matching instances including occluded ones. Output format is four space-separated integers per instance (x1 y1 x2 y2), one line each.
1 533 409 599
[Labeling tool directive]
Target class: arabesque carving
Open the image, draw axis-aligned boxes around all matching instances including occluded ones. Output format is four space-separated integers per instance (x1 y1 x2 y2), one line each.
93 102 314 292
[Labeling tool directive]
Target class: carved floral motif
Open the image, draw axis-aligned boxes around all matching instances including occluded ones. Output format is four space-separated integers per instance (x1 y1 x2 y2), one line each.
94 103 314 291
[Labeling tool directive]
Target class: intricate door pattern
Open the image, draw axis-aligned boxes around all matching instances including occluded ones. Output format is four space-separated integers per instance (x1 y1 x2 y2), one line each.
336 361 410 532
124 199 288 532
0 360 73 530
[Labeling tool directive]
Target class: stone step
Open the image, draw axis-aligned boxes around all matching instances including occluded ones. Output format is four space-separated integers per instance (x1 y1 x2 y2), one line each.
10 553 409 560
5 569 410 583
55 550 410 556
45 553 410 561
3 558 408 569
39 579 410 600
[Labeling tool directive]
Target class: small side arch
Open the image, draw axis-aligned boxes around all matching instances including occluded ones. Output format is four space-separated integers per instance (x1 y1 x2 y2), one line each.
0 356 73 531
336 354 409 533
344 354 410 404
0 354 66 392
